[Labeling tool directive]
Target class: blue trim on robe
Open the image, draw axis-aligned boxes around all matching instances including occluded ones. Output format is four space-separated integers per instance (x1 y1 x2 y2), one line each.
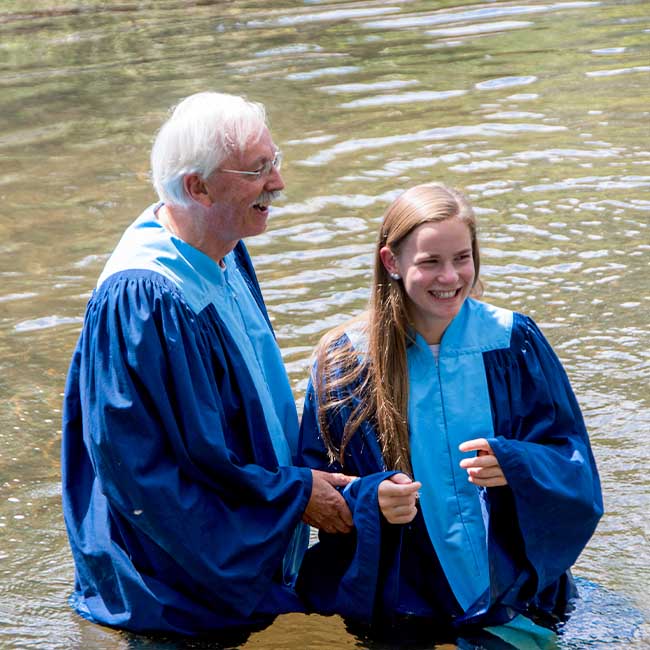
61 205 312 635
296 299 602 632
98 203 223 313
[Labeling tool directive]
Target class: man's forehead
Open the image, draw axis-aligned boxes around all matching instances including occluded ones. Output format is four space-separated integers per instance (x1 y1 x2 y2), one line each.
227 128 275 162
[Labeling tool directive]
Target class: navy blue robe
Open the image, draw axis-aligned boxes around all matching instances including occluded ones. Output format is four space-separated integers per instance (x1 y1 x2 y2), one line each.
297 299 603 635
61 206 312 635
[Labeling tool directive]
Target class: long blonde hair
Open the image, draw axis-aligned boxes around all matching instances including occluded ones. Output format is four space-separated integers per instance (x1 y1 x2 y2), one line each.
314 183 482 474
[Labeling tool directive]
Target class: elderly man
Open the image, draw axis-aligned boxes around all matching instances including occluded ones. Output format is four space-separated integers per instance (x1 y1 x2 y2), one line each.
61 92 353 637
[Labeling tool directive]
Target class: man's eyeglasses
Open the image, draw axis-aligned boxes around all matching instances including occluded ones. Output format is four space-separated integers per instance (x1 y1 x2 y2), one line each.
219 150 282 180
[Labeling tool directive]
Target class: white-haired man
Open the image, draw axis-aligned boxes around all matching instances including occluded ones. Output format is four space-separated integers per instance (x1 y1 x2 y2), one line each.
61 92 353 637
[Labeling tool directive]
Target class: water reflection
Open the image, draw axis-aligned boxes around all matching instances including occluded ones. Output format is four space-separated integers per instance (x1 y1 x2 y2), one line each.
0 0 648 648
47 580 644 650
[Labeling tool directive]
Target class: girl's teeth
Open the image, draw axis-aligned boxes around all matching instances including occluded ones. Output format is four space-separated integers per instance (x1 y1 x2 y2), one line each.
431 290 456 298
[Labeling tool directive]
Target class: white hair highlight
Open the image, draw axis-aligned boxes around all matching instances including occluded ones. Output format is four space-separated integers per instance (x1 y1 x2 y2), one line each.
150 92 267 208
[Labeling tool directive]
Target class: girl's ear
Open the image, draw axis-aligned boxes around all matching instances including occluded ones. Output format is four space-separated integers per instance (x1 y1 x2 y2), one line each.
379 246 399 275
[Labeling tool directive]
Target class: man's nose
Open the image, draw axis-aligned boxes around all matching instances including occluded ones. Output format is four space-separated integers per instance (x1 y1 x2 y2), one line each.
265 166 285 192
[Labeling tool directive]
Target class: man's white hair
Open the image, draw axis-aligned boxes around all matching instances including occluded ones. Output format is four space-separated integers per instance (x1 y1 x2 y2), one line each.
150 92 267 208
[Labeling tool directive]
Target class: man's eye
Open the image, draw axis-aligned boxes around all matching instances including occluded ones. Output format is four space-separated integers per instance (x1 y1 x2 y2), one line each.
253 162 270 177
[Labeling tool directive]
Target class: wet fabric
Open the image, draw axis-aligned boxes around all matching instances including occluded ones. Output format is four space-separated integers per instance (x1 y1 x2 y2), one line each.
485 614 558 649
297 298 603 634
61 205 312 635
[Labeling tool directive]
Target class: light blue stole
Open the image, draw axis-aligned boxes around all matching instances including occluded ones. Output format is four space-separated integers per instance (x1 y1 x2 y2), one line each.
408 298 513 612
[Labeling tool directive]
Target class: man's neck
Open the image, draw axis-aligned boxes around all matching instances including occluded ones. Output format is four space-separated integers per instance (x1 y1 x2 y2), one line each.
156 204 237 266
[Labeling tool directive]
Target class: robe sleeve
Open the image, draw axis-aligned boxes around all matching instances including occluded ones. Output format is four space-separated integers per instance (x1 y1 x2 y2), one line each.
298 372 397 622
78 272 312 619
485 314 603 593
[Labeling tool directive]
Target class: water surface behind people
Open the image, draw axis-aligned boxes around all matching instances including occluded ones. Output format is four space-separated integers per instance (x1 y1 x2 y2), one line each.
0 1 648 648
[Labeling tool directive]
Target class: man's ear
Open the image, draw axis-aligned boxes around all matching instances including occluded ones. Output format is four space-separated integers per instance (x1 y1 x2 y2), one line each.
183 173 211 206
379 246 399 275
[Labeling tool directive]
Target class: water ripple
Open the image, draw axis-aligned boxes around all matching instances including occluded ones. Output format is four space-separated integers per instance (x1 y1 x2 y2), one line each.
276 191 397 215
586 66 650 77
340 89 466 109
485 111 546 119
255 43 323 57
363 2 600 30
476 75 538 90
523 176 650 192
286 66 359 81
14 315 83 333
319 79 420 95
301 123 566 165
513 147 622 161
592 47 627 55
248 6 400 27
427 20 532 37
0 292 38 304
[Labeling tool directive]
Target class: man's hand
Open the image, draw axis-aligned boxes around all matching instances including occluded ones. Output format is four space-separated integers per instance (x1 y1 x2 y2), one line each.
459 438 508 487
302 469 355 534
378 473 421 524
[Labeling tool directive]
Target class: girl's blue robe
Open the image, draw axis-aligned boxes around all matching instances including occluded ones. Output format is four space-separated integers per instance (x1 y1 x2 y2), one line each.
61 207 312 636
297 299 603 633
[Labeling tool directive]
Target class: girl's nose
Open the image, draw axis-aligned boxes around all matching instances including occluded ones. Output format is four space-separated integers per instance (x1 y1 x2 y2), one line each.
437 262 458 284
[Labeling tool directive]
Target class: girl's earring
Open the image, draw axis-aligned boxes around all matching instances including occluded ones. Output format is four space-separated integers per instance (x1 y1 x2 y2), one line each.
389 272 401 280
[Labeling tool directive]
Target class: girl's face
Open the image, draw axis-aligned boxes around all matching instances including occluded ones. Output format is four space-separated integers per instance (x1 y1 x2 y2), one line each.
381 218 475 344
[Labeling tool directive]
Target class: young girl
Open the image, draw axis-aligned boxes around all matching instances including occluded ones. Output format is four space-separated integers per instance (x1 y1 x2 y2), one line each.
297 183 603 643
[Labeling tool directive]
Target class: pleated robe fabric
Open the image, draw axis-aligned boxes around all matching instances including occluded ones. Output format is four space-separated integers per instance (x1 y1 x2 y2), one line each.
61 206 312 635
297 298 603 634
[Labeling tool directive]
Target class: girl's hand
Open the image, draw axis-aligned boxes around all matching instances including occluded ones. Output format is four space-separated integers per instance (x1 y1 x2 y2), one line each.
459 438 508 487
378 473 422 524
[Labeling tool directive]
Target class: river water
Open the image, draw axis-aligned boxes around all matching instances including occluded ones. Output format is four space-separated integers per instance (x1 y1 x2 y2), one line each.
0 1 648 648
